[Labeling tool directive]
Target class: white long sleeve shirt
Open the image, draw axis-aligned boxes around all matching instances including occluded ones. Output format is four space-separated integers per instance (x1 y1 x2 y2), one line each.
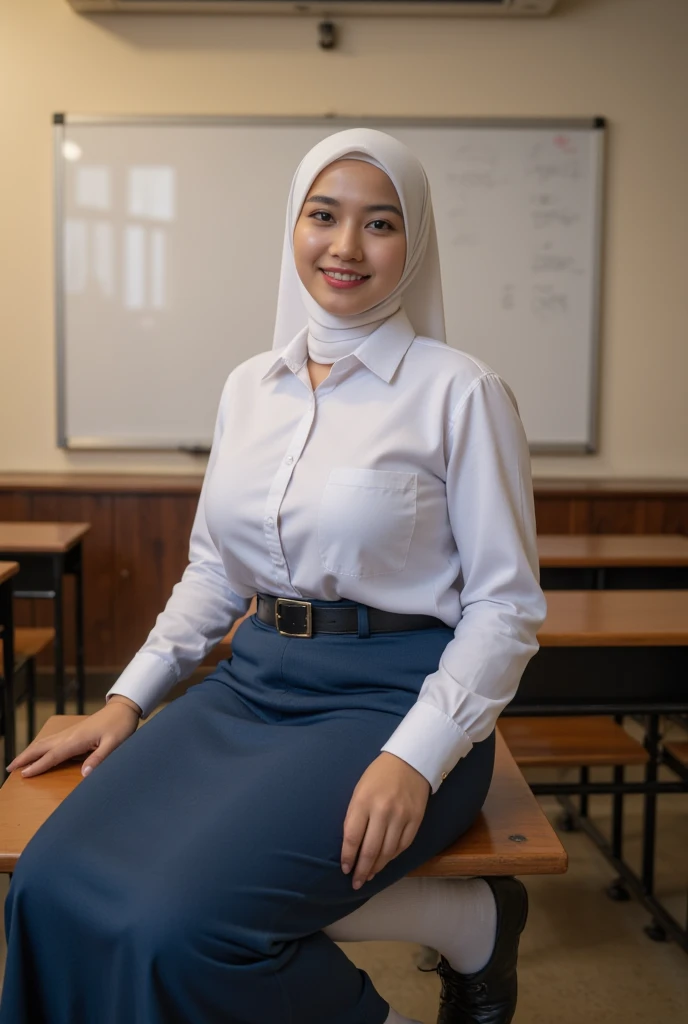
107 308 546 793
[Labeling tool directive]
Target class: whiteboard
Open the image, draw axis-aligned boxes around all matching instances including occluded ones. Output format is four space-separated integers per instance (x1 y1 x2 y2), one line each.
54 115 605 453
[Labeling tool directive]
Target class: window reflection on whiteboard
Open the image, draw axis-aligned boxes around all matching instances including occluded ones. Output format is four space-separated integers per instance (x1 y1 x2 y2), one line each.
128 166 175 222
75 166 111 211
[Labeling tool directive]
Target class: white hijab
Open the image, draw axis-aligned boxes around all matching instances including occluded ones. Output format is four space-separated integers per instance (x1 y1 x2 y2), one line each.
271 128 446 362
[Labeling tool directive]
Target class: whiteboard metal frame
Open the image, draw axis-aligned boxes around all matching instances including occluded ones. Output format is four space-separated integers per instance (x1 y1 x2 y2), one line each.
54 113 606 453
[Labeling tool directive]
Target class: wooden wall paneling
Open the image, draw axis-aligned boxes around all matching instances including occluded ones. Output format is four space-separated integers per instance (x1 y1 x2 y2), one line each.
0 493 32 520
659 498 688 536
590 499 649 534
113 494 198 667
30 493 116 668
0 492 35 628
534 498 591 534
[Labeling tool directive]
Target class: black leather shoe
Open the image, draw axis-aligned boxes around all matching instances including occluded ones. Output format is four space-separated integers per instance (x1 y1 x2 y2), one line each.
434 876 528 1024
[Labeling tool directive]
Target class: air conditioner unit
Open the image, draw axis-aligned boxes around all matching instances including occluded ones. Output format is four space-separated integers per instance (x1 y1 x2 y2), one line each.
66 1 560 17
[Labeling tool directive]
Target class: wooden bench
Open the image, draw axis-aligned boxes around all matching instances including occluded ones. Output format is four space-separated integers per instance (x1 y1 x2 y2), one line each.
499 716 648 768
664 742 688 765
0 716 567 879
1 628 55 746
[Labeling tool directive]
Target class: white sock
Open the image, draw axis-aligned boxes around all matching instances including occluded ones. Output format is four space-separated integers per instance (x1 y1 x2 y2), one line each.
324 876 497 975
384 1008 422 1024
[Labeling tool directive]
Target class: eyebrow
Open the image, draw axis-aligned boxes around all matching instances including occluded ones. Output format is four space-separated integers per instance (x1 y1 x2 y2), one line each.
305 194 404 219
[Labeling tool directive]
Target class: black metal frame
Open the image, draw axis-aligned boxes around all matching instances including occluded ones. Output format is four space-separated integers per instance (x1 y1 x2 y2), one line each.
0 544 86 715
511 555 688 951
540 565 688 590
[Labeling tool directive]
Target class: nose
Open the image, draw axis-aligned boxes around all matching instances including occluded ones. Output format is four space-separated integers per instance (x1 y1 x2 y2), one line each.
329 219 363 263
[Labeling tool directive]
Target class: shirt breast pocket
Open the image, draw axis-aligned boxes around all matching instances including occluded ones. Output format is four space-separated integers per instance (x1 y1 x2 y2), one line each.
318 467 418 578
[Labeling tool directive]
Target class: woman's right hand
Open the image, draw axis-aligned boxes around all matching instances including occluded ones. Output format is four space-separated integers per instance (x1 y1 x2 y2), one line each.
5 697 142 779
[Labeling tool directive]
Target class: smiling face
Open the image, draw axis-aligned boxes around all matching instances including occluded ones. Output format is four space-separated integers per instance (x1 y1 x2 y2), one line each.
293 158 407 317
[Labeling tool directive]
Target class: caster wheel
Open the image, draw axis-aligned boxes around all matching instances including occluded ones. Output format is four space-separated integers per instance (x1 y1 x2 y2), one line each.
557 812 578 833
607 881 631 902
644 921 667 943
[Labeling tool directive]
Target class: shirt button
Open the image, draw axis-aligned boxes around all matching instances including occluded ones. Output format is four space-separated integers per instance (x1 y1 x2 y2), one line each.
266 517 274 527
441 772 447 781
285 455 294 465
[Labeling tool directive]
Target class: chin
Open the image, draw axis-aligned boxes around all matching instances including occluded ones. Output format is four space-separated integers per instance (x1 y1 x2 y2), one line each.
318 286 378 314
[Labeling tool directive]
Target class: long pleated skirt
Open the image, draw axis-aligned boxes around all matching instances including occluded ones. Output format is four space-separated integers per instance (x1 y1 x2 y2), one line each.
1 607 495 1024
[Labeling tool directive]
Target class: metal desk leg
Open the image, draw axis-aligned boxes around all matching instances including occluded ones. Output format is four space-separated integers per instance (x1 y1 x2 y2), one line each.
25 658 36 743
52 555 66 715
74 543 86 715
0 583 16 766
642 714 667 941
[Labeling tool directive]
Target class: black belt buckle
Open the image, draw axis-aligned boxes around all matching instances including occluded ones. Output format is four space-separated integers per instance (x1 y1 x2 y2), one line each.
275 598 313 638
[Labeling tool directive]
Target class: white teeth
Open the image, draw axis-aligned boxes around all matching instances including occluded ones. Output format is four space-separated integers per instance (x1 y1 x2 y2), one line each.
323 270 365 282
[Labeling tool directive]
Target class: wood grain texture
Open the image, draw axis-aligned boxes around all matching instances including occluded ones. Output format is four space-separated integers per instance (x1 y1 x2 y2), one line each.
537 534 688 567
499 716 648 767
0 563 19 586
113 494 198 664
0 522 91 553
0 719 567 877
0 716 87 873
538 590 688 646
411 731 568 877
0 628 55 665
664 741 688 766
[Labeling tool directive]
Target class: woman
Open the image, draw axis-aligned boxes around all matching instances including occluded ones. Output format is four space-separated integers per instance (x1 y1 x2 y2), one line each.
2 129 546 1024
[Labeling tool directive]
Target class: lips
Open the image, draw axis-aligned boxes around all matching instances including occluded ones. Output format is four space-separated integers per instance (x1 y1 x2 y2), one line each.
319 268 371 290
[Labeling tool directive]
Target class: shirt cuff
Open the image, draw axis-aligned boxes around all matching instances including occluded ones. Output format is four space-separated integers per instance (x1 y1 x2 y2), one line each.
105 652 178 719
380 700 474 795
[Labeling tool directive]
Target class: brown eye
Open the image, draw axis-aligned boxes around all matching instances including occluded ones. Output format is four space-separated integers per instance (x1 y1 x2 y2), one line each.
311 211 334 223
369 220 393 231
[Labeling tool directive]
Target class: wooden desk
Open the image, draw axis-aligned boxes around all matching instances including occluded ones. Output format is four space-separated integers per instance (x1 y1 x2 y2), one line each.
518 590 688 714
539 534 688 589
514 589 688 950
0 562 19 764
0 524 90 715
0 718 566 879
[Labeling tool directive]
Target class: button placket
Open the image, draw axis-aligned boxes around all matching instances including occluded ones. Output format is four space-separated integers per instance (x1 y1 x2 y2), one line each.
263 401 315 576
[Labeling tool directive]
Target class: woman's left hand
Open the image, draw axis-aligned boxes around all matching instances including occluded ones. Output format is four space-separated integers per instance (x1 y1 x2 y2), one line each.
341 752 431 890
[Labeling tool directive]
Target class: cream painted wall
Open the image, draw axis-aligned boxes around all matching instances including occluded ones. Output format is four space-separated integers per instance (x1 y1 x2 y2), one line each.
0 0 686 477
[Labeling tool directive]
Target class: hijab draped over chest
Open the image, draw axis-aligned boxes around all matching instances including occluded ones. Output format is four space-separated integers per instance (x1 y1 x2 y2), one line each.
272 128 447 363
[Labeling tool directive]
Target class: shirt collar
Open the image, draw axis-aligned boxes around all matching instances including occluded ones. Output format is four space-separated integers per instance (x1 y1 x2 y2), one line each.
261 308 417 385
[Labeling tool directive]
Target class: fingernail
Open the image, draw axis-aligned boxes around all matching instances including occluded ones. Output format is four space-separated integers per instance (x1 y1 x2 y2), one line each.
353 880 362 890
368 874 375 882
342 863 350 874
82 765 92 777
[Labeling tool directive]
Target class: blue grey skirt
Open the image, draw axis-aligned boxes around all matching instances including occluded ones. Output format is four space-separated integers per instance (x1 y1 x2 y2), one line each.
1 608 495 1024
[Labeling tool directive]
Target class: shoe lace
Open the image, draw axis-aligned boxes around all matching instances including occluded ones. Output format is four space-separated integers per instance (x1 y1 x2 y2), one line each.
433 958 488 1001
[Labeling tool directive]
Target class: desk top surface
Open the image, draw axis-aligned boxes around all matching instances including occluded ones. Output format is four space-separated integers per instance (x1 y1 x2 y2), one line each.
0 562 19 586
0 522 91 553
539 589 688 646
538 534 688 567
0 718 567 877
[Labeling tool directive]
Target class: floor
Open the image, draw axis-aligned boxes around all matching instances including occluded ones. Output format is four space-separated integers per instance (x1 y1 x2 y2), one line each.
1 700 687 1023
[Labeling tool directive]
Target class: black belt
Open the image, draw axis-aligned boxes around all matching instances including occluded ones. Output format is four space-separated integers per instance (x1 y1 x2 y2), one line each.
256 594 447 639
